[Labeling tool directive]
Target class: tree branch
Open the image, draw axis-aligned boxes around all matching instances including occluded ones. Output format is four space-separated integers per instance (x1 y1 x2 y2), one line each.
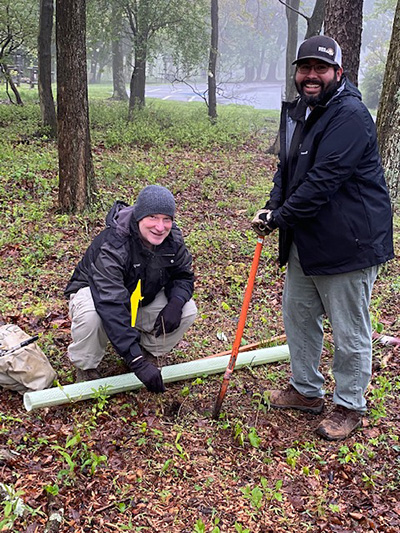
124 4 137 36
277 0 309 22
170 76 209 108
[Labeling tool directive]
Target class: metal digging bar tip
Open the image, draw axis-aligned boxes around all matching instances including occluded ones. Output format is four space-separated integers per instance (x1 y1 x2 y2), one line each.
212 236 264 418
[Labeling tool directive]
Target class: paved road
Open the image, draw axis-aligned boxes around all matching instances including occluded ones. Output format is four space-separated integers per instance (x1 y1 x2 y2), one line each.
145 81 284 110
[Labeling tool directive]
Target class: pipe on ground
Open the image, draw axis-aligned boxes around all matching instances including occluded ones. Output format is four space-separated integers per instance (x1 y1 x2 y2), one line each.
23 345 290 411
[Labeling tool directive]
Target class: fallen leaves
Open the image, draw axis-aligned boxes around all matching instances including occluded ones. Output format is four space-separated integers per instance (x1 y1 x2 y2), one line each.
0 127 399 533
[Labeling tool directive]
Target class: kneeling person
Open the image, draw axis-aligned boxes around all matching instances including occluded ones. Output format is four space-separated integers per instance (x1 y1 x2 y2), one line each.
65 185 197 392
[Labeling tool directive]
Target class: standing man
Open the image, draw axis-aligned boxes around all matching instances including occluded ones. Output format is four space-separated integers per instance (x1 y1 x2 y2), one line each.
252 35 394 440
65 185 197 393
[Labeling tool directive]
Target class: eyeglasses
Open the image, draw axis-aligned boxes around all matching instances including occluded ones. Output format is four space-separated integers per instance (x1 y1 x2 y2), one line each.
296 63 331 75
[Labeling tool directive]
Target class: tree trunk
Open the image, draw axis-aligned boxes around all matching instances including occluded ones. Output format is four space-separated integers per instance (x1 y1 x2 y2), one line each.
112 38 127 100
285 0 300 101
256 48 265 81
111 3 128 101
89 52 98 84
244 64 256 82
376 0 400 210
266 30 285 83
129 45 147 114
96 68 102 84
324 0 363 86
38 0 57 137
208 0 218 121
305 0 325 38
111 6 128 101
1 64 24 105
56 0 95 213
265 60 278 82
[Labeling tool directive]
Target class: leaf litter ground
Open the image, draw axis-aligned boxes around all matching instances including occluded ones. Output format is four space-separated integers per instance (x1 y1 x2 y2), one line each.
0 130 399 532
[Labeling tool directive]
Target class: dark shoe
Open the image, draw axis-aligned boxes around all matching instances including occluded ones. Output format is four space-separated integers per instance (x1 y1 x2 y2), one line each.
316 405 362 441
76 368 101 383
268 384 324 414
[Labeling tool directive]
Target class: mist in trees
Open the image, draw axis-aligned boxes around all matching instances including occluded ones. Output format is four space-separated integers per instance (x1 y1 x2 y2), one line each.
123 0 209 114
1 0 396 108
1 0 398 209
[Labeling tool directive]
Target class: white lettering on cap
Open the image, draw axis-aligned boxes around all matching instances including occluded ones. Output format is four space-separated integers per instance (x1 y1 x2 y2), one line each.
318 46 335 56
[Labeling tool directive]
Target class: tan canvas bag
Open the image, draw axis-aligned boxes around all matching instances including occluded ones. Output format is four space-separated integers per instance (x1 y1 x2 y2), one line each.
0 324 56 394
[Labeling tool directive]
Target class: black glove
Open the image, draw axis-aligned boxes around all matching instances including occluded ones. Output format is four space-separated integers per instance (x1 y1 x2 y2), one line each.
128 355 165 393
154 297 185 337
251 209 277 237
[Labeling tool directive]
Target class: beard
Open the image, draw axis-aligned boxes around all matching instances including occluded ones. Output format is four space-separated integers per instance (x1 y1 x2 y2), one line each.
296 76 341 107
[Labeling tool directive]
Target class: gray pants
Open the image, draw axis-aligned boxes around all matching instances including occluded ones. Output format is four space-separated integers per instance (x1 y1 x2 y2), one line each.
283 244 378 412
68 286 197 370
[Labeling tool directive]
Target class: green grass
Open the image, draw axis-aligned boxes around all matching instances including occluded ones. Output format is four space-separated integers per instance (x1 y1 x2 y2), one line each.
0 94 281 359
0 83 279 148
89 96 278 149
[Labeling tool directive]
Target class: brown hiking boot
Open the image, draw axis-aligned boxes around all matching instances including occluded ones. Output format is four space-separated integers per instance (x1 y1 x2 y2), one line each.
268 384 324 414
316 405 362 441
76 368 101 383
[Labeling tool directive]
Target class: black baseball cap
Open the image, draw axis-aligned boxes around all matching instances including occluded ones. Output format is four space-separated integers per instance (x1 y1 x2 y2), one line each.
293 35 342 68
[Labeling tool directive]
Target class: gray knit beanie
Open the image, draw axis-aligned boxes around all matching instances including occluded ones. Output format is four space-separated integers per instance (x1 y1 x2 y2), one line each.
133 185 176 221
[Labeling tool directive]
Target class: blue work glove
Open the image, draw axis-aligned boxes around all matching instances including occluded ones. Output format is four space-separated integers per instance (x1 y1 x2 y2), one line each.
154 297 185 337
251 209 277 236
128 355 165 393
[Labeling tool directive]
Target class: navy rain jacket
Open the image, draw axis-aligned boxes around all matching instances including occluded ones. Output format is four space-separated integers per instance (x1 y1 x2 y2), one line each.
65 201 194 365
266 78 394 275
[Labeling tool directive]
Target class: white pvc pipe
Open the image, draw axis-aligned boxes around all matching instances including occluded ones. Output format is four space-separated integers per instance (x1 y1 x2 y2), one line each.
23 345 290 411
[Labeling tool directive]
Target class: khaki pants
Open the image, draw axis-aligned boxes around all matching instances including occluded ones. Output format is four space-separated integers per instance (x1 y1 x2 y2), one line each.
68 286 197 370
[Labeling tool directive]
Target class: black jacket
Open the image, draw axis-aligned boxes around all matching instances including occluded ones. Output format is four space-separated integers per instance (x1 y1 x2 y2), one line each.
266 78 394 275
65 201 194 364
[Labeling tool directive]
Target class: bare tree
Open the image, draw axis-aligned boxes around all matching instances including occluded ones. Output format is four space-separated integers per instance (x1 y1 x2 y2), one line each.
38 0 57 137
111 3 128 101
376 0 400 210
56 0 95 212
304 0 325 39
283 0 300 101
208 0 218 121
324 0 363 85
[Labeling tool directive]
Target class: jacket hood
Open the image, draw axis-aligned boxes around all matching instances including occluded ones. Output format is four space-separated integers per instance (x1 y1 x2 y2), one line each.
105 201 134 238
340 77 362 100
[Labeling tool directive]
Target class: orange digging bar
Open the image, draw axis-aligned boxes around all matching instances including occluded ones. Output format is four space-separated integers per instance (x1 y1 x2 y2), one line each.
212 236 264 418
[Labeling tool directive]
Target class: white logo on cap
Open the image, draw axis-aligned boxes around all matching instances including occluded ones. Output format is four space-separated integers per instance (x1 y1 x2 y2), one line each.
318 46 334 56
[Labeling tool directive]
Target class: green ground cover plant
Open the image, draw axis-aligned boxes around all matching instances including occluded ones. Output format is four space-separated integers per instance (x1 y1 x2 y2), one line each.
0 89 399 532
